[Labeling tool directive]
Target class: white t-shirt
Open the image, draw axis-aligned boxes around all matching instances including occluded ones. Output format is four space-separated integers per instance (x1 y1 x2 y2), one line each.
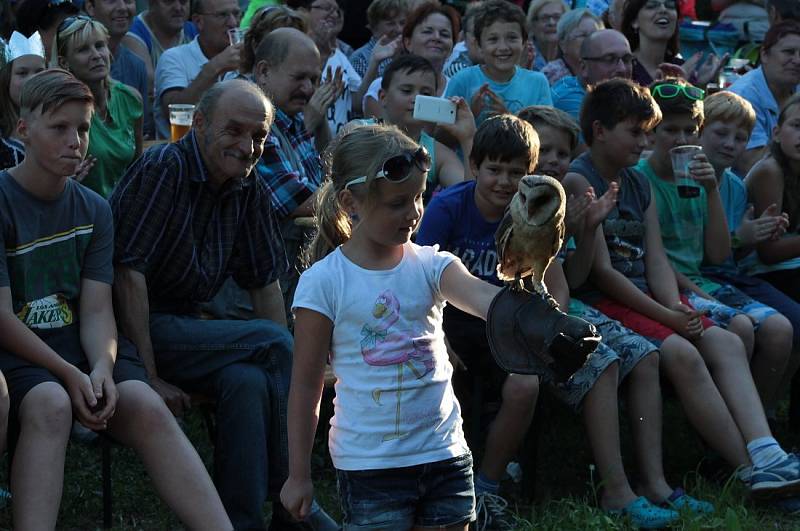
293 242 468 471
323 49 361 136
154 37 208 139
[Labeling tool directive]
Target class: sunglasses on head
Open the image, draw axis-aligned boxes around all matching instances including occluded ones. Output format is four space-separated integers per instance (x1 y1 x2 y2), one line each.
651 83 705 101
344 147 431 190
57 14 93 34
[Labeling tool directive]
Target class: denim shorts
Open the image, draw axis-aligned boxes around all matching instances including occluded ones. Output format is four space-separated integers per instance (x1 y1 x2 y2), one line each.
336 453 476 530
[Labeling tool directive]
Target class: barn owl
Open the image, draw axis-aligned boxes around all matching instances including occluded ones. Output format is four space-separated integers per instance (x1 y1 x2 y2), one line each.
495 174 566 294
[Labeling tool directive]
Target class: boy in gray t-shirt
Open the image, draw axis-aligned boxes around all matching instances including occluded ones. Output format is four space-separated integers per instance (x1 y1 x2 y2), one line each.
0 69 231 529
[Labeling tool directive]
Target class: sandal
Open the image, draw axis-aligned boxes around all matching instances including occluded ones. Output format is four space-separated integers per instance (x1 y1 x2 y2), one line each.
663 487 715 514
607 496 679 529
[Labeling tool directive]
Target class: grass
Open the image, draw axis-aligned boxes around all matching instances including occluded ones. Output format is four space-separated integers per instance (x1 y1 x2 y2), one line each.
0 394 798 529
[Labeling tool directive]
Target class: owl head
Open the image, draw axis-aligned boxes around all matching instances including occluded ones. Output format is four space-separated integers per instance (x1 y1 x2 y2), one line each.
511 174 566 226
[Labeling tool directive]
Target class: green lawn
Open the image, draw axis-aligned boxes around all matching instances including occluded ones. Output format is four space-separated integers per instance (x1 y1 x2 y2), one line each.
0 395 798 529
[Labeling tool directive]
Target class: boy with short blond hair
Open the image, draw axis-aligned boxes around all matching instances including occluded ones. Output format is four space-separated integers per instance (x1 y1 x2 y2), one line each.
0 69 231 529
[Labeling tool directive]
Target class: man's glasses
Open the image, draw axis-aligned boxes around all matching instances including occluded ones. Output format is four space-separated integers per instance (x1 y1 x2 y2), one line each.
197 9 243 22
651 83 705 101
582 53 634 66
344 147 432 190
643 0 677 10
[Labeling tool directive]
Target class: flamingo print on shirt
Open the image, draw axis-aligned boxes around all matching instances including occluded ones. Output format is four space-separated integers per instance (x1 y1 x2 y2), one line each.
360 289 435 441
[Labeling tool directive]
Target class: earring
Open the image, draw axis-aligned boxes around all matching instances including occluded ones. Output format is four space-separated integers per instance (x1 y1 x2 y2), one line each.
350 212 360 223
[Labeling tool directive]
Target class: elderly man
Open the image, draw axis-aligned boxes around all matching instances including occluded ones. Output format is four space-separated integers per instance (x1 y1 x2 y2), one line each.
254 28 335 320
550 29 633 123
153 0 242 138
85 0 153 138
111 79 335 531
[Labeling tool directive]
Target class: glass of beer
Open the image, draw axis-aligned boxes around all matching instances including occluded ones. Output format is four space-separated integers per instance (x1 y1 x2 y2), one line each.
669 145 703 199
169 104 195 142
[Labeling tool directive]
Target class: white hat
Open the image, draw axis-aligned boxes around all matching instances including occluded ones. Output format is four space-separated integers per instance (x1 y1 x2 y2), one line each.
5 31 46 62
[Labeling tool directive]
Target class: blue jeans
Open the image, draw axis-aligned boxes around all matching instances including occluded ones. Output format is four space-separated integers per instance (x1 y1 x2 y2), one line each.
149 313 293 530
336 453 476 530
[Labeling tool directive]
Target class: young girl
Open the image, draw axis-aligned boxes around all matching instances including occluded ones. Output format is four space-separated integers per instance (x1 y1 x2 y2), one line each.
53 15 142 198
0 31 46 170
744 93 800 302
281 124 502 530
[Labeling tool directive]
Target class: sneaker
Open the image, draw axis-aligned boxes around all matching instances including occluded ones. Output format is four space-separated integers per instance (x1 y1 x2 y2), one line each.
607 496 680 529
769 496 800 515
750 453 800 499
663 487 715 514
475 492 516 531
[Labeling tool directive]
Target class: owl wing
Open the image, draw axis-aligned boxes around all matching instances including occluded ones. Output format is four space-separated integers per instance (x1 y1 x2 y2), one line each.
494 210 516 281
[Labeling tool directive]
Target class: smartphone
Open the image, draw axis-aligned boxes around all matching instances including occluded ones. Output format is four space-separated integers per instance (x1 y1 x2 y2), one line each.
413 95 456 124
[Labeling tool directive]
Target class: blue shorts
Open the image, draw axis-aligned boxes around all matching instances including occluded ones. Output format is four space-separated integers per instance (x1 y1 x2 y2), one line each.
336 453 476 530
685 285 777 330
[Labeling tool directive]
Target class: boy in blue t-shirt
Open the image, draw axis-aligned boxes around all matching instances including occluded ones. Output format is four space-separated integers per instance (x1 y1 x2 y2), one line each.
444 0 551 125
417 115 539 530
0 69 230 529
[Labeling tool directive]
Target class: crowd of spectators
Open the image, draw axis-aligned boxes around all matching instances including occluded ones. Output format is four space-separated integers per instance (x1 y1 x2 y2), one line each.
1 0 800 529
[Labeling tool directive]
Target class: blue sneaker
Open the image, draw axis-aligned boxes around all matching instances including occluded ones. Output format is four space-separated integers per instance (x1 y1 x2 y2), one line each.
663 488 715 514
607 496 680 529
750 453 800 499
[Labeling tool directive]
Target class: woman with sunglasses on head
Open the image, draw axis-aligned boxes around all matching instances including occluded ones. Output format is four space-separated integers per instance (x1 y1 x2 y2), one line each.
728 21 800 176
526 0 565 71
0 32 46 171
621 0 723 88
53 15 142 198
281 123 511 530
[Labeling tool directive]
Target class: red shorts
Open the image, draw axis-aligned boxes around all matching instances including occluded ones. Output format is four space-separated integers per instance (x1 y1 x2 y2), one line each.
592 294 715 344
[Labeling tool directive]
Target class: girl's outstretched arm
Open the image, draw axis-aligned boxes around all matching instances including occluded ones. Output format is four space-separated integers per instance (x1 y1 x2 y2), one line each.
440 260 502 321
281 308 333 522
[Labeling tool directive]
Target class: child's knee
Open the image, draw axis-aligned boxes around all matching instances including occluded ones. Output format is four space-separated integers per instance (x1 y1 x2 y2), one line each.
759 313 794 346
501 374 539 406
631 350 660 379
117 381 176 433
19 383 72 436
661 336 707 379
729 315 755 349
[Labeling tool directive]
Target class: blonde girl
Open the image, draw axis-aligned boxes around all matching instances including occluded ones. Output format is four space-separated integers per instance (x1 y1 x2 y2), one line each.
281 123 502 530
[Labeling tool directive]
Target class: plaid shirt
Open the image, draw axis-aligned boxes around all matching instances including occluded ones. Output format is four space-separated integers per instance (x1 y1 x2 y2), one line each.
349 37 390 78
255 109 322 218
110 131 287 310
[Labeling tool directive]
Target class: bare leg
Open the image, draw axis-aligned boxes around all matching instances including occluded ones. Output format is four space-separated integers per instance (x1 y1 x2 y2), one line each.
751 314 793 411
581 363 638 511
106 380 232 530
696 327 772 442
11 382 72 530
625 352 672 502
727 314 755 361
479 374 539 482
659 334 750 468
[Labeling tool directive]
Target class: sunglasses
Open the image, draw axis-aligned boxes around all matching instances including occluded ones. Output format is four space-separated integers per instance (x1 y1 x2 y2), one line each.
651 83 705 101
57 14 93 34
344 147 431 190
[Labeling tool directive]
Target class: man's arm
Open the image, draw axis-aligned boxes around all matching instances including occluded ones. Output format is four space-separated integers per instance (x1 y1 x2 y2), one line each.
249 281 287 326
114 266 191 415
158 44 242 121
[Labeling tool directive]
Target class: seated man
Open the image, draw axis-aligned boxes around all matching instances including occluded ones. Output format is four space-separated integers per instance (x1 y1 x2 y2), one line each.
551 29 633 123
254 28 330 321
0 69 230 530
153 0 242 138
110 78 335 530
